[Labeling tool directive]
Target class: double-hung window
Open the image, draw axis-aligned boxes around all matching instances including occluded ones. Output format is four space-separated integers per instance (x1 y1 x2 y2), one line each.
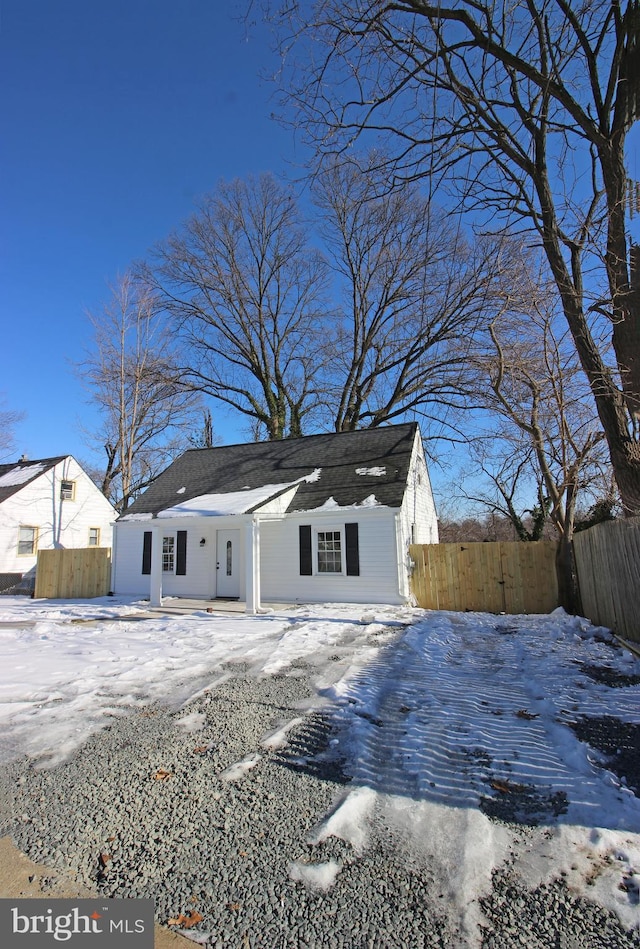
317 530 343 573
162 535 175 573
18 526 38 556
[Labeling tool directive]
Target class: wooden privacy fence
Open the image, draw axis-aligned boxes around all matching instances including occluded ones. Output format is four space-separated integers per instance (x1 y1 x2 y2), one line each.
573 517 640 643
35 547 112 599
409 541 559 614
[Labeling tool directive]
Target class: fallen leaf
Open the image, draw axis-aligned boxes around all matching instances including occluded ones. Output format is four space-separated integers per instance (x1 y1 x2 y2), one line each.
167 911 203 928
99 854 111 868
491 780 513 794
193 745 209 755
227 902 241 913
516 709 539 720
153 768 172 781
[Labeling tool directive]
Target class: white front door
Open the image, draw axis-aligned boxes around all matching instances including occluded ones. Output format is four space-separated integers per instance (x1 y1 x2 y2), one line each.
216 529 240 598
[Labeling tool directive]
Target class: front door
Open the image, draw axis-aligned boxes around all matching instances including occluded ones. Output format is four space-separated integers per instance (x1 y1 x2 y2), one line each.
216 529 240 598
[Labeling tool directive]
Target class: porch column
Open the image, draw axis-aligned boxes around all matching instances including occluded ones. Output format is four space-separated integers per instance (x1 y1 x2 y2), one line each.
245 517 261 614
395 512 409 602
150 523 163 608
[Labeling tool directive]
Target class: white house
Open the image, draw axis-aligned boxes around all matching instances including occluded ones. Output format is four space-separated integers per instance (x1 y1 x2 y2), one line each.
0 455 117 593
112 423 438 611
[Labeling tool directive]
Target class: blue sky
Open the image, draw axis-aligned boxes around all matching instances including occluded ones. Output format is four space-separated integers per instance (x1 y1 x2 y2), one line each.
2 1 638 517
0 0 304 467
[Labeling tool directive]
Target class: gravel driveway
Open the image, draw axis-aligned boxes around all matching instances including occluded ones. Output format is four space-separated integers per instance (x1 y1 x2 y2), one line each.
1 648 639 949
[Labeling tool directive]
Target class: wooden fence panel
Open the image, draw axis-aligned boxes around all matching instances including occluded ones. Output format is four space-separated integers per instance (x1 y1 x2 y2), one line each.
410 541 559 614
573 517 640 643
35 548 112 599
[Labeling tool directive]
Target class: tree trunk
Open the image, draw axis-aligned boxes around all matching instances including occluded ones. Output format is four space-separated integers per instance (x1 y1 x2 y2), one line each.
556 535 581 616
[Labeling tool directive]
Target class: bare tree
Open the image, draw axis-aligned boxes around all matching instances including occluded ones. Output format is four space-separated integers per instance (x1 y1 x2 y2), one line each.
468 276 611 608
462 438 554 542
146 173 328 440
0 396 25 461
189 408 216 449
313 156 506 432
271 0 640 512
79 272 203 512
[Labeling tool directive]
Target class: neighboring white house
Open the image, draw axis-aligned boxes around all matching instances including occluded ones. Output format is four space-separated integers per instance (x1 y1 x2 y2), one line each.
0 455 117 593
113 423 438 611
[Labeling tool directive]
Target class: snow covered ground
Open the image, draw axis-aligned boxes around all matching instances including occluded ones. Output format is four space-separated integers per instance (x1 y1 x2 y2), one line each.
0 595 639 939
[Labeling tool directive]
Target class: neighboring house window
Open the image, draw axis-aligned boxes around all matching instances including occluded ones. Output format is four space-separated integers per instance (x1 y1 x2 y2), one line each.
88 527 100 546
317 530 342 573
60 480 75 500
162 535 175 573
18 526 38 556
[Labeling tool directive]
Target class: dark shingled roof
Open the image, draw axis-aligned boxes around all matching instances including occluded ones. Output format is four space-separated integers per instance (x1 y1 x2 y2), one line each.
121 422 420 519
0 456 68 505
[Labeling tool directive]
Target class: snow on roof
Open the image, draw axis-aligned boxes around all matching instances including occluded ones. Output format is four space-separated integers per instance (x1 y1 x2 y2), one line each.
0 463 47 487
355 466 386 477
121 468 325 520
155 482 301 519
308 494 382 512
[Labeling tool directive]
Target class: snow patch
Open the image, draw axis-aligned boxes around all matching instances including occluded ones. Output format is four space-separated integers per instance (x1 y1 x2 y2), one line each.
355 466 386 476
157 483 297 517
262 718 304 751
220 753 262 782
310 494 381 512
308 786 377 854
0 463 46 487
156 469 323 518
289 859 342 892
174 711 206 732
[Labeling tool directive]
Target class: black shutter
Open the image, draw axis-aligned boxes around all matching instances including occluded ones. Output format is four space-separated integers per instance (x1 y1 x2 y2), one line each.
142 531 152 575
345 523 360 576
299 525 312 575
176 530 187 575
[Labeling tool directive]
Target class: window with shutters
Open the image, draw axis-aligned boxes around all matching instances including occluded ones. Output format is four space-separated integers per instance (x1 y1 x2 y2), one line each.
299 523 360 577
142 531 186 575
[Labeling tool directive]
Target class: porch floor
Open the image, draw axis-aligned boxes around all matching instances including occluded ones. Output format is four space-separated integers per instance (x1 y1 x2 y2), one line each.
136 597 294 617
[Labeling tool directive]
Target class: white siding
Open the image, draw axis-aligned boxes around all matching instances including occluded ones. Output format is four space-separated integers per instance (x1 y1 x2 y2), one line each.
112 519 245 600
260 509 403 605
0 457 116 577
397 430 439 598
114 510 403 605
